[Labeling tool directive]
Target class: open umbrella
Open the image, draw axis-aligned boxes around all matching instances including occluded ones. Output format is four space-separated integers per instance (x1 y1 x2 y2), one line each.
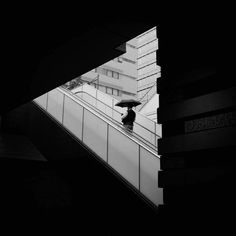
115 99 141 108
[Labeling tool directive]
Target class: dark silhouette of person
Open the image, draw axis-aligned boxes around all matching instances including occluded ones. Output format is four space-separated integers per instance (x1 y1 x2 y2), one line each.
121 107 136 132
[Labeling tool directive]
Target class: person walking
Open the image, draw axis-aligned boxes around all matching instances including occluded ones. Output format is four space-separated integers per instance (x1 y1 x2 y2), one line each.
121 106 136 133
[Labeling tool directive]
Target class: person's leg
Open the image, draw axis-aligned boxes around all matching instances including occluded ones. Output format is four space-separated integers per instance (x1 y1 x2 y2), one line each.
129 125 133 135
129 125 133 131
126 125 133 135
123 124 131 134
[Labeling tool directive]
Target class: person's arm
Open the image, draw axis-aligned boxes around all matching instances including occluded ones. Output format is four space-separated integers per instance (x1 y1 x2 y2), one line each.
121 111 128 123
133 111 136 121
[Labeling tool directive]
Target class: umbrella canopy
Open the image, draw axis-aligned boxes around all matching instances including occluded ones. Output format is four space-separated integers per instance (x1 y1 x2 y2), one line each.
115 99 141 108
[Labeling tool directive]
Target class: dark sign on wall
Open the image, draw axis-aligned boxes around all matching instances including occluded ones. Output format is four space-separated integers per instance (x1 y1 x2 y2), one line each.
185 111 236 133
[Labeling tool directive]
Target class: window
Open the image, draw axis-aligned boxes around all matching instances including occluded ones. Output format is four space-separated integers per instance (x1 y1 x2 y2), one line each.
105 87 120 96
113 89 118 96
107 70 113 77
113 71 119 79
106 87 112 94
106 69 119 79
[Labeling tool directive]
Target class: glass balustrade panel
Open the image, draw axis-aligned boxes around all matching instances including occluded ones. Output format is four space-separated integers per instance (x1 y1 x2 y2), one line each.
113 110 122 123
140 146 163 206
108 126 139 189
104 105 113 118
47 89 64 123
96 100 107 114
82 93 96 107
34 93 47 109
83 109 108 161
133 124 156 146
83 84 97 97
97 92 113 107
135 114 155 133
63 96 84 140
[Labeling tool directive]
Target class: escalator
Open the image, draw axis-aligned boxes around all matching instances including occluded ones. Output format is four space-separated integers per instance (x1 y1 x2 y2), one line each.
70 83 160 148
72 83 161 145
34 86 163 208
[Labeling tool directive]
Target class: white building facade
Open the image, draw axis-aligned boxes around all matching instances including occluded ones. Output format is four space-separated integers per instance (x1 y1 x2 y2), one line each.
136 27 161 122
79 38 138 101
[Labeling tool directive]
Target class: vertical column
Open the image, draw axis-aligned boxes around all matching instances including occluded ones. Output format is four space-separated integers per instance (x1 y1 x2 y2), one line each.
154 122 157 147
81 107 85 142
157 21 235 221
112 99 114 119
62 94 65 124
106 124 109 163
46 92 49 111
138 145 141 191
95 87 98 107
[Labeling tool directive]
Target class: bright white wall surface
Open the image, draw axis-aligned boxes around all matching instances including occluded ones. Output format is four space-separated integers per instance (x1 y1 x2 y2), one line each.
137 27 159 112
137 27 156 45
141 94 159 114
79 34 138 100
138 40 158 56
138 51 156 68
123 46 137 62
138 63 157 76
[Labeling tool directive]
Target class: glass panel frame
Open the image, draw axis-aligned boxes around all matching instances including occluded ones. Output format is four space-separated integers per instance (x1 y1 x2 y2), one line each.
83 109 108 161
140 146 163 206
47 89 64 123
34 93 48 109
108 126 139 189
63 96 84 140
